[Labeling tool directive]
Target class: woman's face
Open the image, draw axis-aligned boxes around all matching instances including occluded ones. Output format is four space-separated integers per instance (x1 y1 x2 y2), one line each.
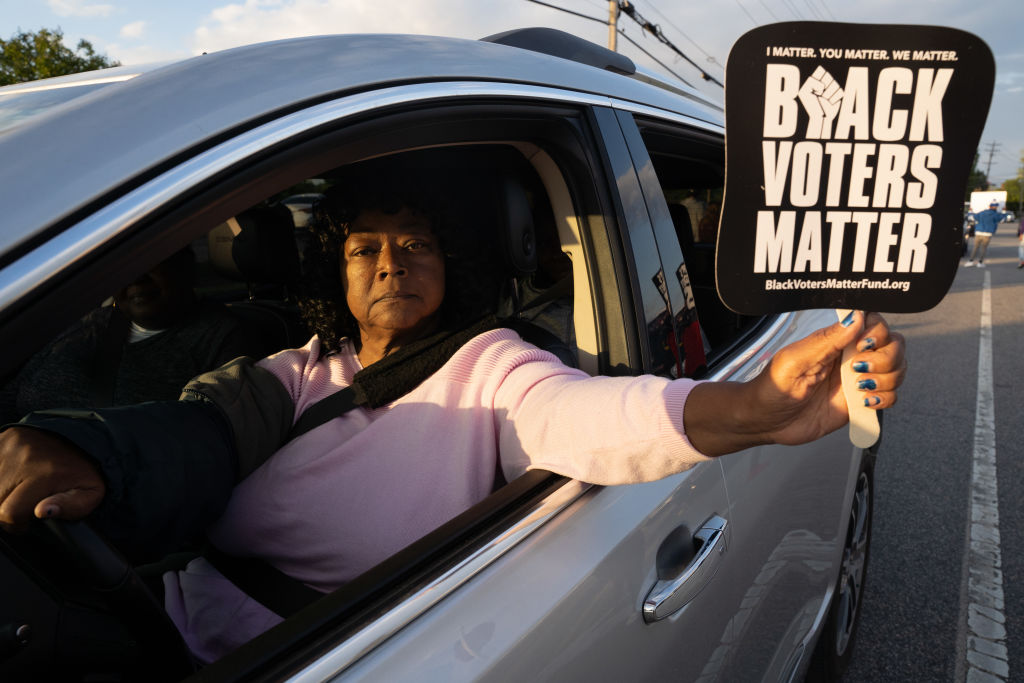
341 207 446 354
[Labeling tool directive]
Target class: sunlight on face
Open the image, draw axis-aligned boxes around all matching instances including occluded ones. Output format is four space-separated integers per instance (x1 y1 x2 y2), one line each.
341 207 445 358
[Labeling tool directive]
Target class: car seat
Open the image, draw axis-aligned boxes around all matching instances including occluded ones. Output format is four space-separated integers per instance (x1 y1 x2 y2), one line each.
206 203 306 353
487 173 577 368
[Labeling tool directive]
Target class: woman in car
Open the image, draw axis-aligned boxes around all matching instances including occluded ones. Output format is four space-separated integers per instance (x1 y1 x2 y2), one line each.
0 165 906 662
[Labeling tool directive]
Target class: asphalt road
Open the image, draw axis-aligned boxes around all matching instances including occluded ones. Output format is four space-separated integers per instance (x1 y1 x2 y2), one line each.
842 225 1024 682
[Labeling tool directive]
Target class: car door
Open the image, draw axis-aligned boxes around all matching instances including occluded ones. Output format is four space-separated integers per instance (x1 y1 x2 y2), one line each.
618 111 865 681
0 77 733 681
296 103 735 683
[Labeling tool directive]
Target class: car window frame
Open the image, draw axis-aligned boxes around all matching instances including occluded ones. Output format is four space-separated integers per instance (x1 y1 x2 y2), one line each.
0 87 620 377
588 106 679 376
0 85 672 681
625 114 773 369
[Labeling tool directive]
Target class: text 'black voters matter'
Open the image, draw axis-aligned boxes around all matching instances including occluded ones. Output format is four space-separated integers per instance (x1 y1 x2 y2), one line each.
717 22 994 314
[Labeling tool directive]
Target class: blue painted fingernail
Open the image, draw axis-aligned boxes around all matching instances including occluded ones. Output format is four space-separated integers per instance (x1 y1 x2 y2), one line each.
858 378 877 390
863 396 881 407
852 361 869 372
860 337 876 351
841 311 856 327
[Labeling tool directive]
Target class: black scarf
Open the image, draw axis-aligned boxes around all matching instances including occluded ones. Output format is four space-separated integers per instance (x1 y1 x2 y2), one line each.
286 315 546 442
348 314 504 409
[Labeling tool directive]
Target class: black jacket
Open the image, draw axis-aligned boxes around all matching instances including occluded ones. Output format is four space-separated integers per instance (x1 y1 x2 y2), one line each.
14 357 295 560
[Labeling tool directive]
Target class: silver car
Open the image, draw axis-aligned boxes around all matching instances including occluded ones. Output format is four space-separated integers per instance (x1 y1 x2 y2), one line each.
0 28 875 682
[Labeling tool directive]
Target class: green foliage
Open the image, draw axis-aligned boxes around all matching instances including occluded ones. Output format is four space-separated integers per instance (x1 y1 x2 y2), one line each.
997 150 1024 211
1000 177 1023 211
0 27 119 86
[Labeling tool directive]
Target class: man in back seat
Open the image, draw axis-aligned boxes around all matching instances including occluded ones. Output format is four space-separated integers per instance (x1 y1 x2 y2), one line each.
0 246 272 422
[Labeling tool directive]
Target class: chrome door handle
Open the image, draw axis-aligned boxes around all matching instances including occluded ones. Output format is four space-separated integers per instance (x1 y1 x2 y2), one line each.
643 515 728 623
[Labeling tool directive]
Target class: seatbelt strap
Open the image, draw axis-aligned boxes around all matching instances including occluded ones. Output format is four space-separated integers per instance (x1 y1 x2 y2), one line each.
518 275 570 313
278 320 563 494
286 386 357 441
206 318 569 615
205 386 359 616
285 319 568 442
203 544 323 618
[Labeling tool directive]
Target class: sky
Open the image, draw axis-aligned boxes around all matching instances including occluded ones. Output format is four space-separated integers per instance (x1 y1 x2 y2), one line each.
2 0 1021 185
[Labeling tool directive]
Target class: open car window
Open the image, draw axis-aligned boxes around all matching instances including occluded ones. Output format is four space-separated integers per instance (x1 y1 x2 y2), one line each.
0 99 640 681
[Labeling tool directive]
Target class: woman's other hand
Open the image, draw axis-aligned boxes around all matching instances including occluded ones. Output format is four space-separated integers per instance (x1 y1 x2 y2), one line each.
0 426 105 533
684 311 906 456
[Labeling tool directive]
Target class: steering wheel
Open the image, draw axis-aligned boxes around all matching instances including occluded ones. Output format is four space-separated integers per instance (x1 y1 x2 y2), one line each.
0 519 195 682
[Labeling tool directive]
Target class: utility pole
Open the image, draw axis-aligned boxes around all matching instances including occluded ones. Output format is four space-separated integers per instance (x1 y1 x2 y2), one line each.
608 1 618 51
982 140 1000 182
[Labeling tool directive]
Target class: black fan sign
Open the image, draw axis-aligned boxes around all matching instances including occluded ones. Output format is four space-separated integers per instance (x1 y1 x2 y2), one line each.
717 23 995 315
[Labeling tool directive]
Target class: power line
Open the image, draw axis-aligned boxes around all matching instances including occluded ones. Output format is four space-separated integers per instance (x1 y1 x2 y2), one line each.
616 29 695 87
758 0 781 21
643 0 724 73
525 0 723 88
524 0 608 26
802 0 823 19
617 1 724 86
816 0 837 20
779 0 804 19
732 0 759 26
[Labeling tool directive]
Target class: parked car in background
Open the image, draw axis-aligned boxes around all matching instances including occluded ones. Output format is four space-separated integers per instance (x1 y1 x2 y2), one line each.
280 192 325 229
0 28 877 682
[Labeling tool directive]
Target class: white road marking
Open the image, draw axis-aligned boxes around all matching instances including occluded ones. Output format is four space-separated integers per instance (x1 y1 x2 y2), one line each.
964 269 1009 682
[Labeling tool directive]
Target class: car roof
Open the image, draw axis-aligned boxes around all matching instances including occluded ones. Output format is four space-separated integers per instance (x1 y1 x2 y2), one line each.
0 31 723 261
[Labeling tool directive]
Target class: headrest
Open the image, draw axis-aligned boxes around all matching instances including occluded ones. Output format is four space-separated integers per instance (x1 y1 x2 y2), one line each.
668 203 695 248
208 204 301 285
491 176 538 278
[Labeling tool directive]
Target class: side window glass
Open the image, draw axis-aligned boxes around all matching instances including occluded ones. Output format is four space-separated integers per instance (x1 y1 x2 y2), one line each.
1 145 579 427
636 123 762 362
0 206 304 425
0 108 603 680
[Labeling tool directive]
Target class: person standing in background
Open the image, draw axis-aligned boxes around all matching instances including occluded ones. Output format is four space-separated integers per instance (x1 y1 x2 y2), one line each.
1017 218 1023 268
964 200 1013 267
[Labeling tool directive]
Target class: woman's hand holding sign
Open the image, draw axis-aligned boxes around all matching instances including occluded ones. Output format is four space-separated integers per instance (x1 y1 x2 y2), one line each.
683 311 905 457
718 22 993 447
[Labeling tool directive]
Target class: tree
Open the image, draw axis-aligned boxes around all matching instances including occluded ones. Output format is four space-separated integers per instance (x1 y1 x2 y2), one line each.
1000 152 1024 213
0 27 119 86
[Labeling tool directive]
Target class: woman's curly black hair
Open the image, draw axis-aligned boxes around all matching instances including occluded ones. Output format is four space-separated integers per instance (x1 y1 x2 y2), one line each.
298 163 505 353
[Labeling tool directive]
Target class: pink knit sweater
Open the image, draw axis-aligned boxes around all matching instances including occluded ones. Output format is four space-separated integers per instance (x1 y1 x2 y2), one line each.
164 328 708 661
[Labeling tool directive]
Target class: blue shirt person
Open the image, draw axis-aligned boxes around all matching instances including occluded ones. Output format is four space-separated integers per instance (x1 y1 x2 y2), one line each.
968 203 1013 235
964 201 1013 267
